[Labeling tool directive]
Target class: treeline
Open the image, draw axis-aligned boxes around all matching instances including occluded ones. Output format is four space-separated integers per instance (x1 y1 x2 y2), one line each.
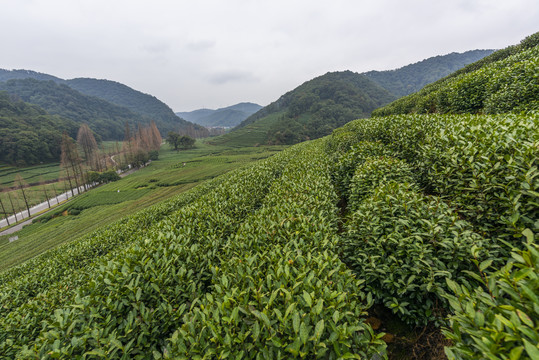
0 92 78 166
373 32 539 116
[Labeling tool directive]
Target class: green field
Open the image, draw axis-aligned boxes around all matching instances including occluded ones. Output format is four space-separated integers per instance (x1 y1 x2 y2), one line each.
206 111 285 146
0 141 286 271
0 162 62 187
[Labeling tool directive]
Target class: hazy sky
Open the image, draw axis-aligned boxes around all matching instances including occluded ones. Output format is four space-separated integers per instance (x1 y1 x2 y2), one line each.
1 0 538 111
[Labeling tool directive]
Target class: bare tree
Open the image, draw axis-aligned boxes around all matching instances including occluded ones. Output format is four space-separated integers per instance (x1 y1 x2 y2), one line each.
149 120 163 151
40 177 51 209
7 191 18 222
0 189 10 226
15 174 31 218
61 132 83 195
77 124 100 171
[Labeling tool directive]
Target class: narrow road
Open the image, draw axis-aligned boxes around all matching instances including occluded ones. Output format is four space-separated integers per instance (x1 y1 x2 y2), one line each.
0 185 86 234
0 164 144 235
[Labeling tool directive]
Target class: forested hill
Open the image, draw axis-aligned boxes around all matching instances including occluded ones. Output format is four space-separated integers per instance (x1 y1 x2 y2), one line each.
373 31 539 116
0 91 78 165
0 69 208 138
363 49 494 97
176 102 262 128
0 69 62 83
66 78 209 137
217 71 396 146
0 78 148 140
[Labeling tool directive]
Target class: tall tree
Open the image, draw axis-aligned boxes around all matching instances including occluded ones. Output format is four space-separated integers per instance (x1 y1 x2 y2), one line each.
7 192 18 222
0 189 10 226
61 132 83 195
40 177 51 208
14 174 31 218
77 124 100 171
149 120 162 151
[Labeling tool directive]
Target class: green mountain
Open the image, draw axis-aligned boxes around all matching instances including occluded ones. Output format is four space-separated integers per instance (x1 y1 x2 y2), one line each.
0 69 62 83
363 49 494 97
0 78 148 140
66 78 209 137
213 71 396 146
176 102 262 128
373 32 539 116
214 50 495 147
0 91 78 165
0 69 208 138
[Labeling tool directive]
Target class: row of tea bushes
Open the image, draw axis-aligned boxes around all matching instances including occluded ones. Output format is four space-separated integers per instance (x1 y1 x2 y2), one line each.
0 176 224 320
0 151 296 358
344 180 498 325
326 112 538 355
164 142 386 359
327 113 538 246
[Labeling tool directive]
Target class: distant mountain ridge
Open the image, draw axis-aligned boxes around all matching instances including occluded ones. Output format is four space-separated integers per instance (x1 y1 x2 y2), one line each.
176 102 262 128
363 49 495 97
373 32 539 116
0 69 208 138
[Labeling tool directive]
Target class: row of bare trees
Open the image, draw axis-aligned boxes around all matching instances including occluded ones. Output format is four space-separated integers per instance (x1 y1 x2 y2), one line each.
1 121 163 226
0 177 73 226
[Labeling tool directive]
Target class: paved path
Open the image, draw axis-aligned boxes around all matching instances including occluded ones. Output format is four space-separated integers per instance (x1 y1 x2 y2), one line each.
0 165 143 235
0 186 86 234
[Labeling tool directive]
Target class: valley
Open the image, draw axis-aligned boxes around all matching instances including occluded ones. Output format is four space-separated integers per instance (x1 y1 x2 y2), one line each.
0 31 537 359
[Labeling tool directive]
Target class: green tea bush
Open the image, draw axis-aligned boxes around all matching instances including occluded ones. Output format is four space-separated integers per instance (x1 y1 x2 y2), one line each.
444 230 539 359
0 179 221 358
166 247 384 359
415 114 539 241
348 156 415 211
331 141 395 200
327 113 538 246
343 181 498 325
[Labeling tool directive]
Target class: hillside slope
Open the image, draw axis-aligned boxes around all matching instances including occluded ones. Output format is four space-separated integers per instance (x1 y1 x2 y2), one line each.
213 71 396 146
0 91 78 165
373 31 539 116
0 69 208 137
67 78 209 137
176 102 262 128
363 49 494 97
0 78 148 140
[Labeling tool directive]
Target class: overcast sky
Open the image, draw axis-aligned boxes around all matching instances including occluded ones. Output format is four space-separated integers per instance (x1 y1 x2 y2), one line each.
1 0 538 111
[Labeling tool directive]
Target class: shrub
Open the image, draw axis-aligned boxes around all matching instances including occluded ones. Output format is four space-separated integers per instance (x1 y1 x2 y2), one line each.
331 141 395 200
444 229 539 359
342 182 499 326
348 156 415 211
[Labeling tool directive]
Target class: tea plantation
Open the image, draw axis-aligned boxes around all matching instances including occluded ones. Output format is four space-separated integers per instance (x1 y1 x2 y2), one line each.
1 32 538 360
0 109 537 358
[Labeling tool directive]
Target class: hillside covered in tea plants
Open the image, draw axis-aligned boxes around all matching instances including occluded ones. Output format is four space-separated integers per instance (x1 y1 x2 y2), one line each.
373 31 539 116
0 33 538 359
0 108 536 358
